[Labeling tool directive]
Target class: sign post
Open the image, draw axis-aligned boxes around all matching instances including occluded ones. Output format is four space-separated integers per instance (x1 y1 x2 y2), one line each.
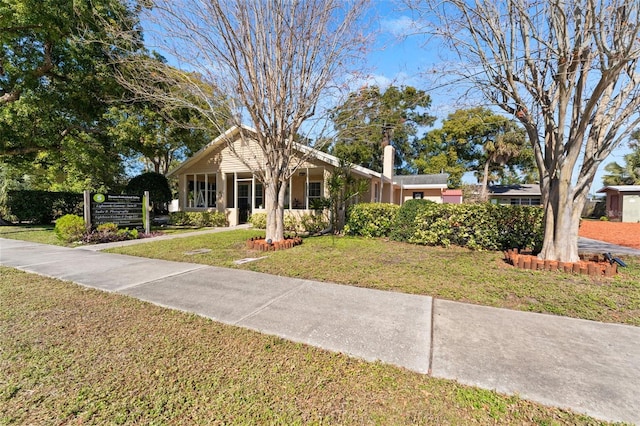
144 190 150 234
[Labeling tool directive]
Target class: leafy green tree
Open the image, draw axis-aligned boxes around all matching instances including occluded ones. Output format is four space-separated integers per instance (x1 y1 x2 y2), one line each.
107 103 215 175
603 130 640 186
413 108 533 191
411 0 640 262
326 161 369 232
329 85 436 174
0 0 142 188
126 172 172 214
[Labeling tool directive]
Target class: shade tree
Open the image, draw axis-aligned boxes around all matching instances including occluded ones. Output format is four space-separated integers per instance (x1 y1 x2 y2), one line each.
409 0 640 261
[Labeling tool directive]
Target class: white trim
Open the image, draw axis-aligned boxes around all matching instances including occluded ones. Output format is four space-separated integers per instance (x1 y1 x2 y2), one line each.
400 184 448 189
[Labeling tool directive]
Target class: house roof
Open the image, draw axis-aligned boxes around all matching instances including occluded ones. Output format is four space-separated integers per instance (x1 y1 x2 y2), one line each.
488 184 541 196
596 185 640 193
393 173 449 188
166 125 381 180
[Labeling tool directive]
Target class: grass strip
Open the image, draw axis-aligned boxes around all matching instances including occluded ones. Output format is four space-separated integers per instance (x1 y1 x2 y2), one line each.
1 267 608 425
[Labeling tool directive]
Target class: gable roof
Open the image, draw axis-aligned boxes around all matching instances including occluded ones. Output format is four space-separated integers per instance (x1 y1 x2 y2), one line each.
166 125 381 179
393 173 449 188
488 184 541 196
596 185 640 193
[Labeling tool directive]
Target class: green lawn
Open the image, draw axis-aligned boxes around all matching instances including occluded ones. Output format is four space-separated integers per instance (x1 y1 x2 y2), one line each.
0 225 62 245
107 229 640 326
0 224 208 247
1 267 608 425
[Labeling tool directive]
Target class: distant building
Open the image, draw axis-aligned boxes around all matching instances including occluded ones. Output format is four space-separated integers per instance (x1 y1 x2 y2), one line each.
488 184 541 206
596 185 640 222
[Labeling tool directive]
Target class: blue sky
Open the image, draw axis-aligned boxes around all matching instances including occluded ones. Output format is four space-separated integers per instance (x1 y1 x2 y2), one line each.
143 0 632 192
358 1 633 192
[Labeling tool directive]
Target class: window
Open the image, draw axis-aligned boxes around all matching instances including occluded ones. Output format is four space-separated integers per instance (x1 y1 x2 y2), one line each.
413 192 424 199
255 183 264 208
187 174 216 208
508 197 540 206
307 181 322 202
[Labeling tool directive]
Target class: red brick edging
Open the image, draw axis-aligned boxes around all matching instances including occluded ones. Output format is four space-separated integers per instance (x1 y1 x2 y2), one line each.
504 249 618 277
246 237 303 251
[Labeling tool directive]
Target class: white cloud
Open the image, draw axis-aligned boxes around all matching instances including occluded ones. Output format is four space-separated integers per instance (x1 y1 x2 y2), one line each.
380 15 419 38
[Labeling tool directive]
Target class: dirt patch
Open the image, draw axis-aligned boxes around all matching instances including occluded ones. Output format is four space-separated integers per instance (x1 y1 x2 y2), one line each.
579 220 640 249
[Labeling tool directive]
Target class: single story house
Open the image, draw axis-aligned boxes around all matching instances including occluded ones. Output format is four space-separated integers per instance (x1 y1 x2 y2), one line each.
166 125 452 225
488 184 542 206
596 185 640 222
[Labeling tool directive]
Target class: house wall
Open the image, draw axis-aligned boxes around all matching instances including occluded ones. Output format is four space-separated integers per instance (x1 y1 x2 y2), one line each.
622 193 640 222
174 136 338 225
401 188 443 203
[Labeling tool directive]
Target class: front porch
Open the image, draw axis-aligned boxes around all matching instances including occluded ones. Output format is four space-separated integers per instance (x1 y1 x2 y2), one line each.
179 167 333 226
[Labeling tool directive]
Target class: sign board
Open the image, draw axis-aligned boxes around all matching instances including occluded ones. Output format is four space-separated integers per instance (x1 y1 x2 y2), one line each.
90 193 144 228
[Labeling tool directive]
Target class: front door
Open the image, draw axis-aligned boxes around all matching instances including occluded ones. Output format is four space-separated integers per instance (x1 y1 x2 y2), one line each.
238 183 251 224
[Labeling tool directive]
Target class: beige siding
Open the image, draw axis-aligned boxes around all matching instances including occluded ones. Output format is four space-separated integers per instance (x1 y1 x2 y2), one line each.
401 188 443 203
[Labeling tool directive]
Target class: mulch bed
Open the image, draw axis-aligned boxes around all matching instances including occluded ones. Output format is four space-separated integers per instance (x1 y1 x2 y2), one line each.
246 236 303 251
579 220 640 249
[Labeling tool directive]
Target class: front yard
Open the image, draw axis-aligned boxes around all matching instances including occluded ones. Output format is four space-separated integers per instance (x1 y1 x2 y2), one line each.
107 229 640 326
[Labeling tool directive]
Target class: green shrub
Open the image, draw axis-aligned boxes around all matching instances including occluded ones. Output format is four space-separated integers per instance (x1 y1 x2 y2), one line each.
300 213 329 234
54 214 86 243
96 222 119 234
410 203 544 252
126 172 172 214
6 190 82 224
168 211 227 227
284 214 300 234
344 203 400 237
249 213 267 229
83 222 140 244
169 211 192 226
390 199 435 242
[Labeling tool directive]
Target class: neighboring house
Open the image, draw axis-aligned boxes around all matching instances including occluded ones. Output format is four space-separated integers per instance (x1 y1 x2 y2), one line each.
166 125 452 226
596 185 640 222
488 184 542 206
442 188 464 204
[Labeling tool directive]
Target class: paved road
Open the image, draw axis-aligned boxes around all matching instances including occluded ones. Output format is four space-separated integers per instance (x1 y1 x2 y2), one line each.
1 236 639 424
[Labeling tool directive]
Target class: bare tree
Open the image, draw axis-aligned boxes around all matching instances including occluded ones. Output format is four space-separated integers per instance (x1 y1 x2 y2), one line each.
410 0 640 261
110 0 369 242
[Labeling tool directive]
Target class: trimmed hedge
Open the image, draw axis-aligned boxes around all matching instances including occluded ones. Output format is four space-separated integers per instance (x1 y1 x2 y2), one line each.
410 203 544 252
168 211 228 227
389 199 435 242
6 190 83 224
345 202 544 252
344 203 400 238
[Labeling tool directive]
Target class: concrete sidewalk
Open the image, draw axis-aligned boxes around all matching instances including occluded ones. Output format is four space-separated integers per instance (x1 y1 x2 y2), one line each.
1 237 639 424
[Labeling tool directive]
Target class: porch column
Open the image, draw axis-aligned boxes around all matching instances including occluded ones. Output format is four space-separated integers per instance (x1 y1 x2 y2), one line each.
251 175 256 213
204 174 208 208
305 167 309 210
234 172 238 222
218 172 224 212
289 175 292 210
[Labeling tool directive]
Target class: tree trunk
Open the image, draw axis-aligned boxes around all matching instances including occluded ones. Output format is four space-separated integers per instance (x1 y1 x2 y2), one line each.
264 177 286 242
480 159 490 202
538 178 587 262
